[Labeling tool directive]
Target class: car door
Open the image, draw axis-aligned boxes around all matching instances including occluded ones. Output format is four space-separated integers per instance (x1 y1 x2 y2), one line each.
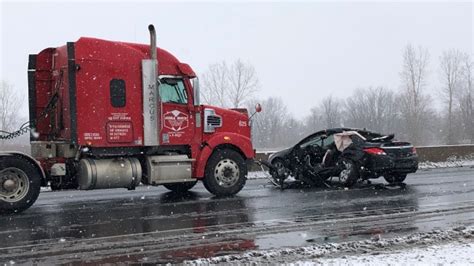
291 133 326 165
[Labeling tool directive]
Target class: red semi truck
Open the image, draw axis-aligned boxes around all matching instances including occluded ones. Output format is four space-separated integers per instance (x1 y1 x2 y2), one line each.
0 25 259 214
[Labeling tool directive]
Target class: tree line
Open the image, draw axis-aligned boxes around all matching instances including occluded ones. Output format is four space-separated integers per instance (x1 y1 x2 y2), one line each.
201 45 473 149
0 45 472 149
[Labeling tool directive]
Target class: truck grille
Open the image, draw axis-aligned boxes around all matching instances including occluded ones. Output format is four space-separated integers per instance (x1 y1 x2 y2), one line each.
204 108 222 133
207 115 222 127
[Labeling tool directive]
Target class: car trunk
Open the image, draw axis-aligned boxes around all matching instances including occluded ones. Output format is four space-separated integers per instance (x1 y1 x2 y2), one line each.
381 142 414 158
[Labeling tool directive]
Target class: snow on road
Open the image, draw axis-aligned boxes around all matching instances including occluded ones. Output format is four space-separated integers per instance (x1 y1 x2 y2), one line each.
185 226 473 265
313 242 473 265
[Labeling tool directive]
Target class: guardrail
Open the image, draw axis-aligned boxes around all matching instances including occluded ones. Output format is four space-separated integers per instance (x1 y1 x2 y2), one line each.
251 144 474 171
414 144 474 162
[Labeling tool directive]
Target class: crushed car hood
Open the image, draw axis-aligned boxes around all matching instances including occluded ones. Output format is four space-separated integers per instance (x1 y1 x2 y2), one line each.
269 148 291 163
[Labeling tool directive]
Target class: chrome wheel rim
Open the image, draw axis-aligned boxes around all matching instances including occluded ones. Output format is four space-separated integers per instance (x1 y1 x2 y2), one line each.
0 167 30 202
214 159 240 188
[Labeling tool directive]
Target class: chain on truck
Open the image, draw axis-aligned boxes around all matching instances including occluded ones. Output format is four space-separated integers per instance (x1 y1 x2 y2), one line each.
0 25 261 214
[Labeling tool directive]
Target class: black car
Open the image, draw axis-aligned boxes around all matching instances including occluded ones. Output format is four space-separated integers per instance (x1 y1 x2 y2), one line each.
267 128 418 187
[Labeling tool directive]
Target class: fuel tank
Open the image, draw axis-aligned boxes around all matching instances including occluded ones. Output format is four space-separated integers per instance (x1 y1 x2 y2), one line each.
78 157 142 190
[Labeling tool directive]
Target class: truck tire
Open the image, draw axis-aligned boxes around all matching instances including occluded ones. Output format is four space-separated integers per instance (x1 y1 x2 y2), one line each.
163 181 197 193
338 158 359 187
203 149 247 197
384 173 407 184
0 156 42 214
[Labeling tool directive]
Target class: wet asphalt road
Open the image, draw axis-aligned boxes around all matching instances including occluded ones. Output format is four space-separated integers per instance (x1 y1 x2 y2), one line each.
1 167 473 264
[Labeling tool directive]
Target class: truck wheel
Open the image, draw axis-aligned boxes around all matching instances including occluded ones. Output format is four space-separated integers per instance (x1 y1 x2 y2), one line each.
163 181 197 193
0 156 42 214
338 159 359 187
384 173 407 184
203 149 247 196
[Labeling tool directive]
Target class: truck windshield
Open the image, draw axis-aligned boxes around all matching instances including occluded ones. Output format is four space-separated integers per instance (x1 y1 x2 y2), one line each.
159 79 188 104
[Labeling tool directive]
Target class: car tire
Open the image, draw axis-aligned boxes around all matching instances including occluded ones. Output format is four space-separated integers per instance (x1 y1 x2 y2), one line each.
163 181 197 193
203 149 247 196
338 158 359 187
0 156 42 214
271 158 289 181
384 173 407 184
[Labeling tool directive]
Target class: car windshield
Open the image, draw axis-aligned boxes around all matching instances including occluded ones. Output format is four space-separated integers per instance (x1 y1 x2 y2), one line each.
300 135 323 148
299 134 335 149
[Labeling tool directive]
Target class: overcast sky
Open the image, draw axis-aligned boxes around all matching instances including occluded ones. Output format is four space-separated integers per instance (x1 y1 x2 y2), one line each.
1 1 472 118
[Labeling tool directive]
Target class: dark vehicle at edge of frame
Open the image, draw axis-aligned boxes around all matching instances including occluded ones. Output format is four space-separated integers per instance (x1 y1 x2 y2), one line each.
267 128 419 187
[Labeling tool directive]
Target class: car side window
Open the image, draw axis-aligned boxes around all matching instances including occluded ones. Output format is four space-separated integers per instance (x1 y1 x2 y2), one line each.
300 135 322 149
322 134 335 149
159 79 188 104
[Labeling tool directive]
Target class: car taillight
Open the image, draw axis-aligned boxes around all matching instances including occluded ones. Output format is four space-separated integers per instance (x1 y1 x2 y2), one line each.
363 147 387 155
412 147 417 154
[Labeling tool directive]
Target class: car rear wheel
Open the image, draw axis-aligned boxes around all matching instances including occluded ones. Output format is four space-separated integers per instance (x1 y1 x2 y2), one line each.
384 173 407 184
203 149 247 196
163 181 197 193
338 159 359 187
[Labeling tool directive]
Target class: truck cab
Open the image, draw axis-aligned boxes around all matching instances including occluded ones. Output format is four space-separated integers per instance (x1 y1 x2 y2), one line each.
0 25 257 214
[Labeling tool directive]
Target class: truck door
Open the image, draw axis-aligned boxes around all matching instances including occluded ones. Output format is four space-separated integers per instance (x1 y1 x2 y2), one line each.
159 78 195 145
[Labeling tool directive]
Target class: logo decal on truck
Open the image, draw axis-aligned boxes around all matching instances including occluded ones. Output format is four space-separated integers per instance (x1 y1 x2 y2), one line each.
163 110 189 132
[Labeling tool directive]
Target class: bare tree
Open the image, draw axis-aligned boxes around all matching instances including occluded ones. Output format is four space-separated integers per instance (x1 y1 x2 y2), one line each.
305 106 324 134
459 53 474 143
200 61 229 107
439 49 463 144
228 60 259 108
305 96 343 133
247 97 288 149
344 87 399 134
200 59 259 108
320 96 343 128
281 117 306 146
399 44 431 145
0 81 22 133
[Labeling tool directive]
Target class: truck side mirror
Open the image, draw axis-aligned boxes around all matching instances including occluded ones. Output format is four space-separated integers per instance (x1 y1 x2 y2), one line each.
249 103 262 123
192 77 200 106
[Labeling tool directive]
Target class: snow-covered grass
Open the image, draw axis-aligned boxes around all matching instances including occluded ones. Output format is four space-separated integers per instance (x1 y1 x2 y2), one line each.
184 226 473 265
418 155 474 170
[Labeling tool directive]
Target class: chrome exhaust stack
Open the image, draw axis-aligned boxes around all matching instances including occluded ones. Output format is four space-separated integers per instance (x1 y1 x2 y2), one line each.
148 24 157 60
142 24 160 146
